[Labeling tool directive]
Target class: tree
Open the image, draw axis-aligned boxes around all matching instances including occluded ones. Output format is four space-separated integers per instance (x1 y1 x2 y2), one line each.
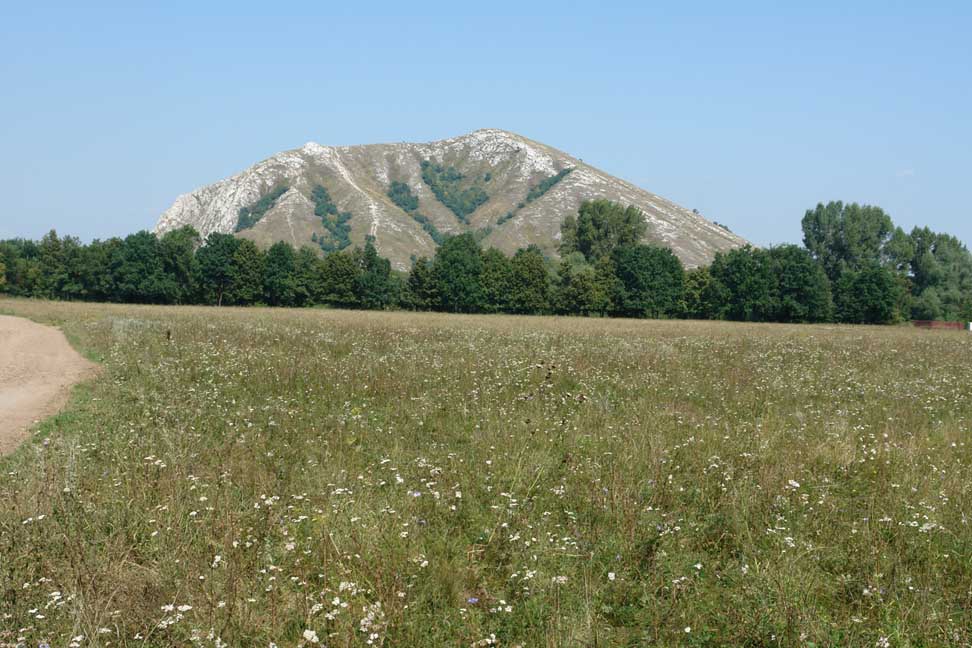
801 201 896 282
0 240 40 297
0 258 5 291
708 246 779 321
320 251 360 308
159 226 201 304
263 241 298 307
109 231 175 303
681 266 718 320
559 200 647 262
293 247 322 306
834 262 904 324
58 235 87 300
355 238 394 310
907 227 972 321
80 238 121 302
37 230 68 299
610 244 684 318
227 239 264 305
480 248 513 313
432 233 484 313
196 233 240 306
507 245 551 314
404 257 438 310
767 245 833 322
553 258 611 316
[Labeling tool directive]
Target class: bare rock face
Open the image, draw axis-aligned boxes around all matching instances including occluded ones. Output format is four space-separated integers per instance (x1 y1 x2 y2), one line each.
155 129 747 270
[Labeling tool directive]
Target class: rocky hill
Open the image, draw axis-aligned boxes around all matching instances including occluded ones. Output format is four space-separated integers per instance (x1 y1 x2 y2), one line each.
154 129 747 269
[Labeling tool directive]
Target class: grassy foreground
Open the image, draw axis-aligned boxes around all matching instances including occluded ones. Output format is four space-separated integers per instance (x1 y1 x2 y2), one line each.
2 299 972 647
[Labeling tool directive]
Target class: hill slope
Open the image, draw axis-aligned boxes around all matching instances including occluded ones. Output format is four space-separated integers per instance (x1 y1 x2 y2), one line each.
154 129 747 269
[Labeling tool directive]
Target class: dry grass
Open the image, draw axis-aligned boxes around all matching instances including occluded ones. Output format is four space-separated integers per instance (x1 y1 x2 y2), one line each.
1 297 971 647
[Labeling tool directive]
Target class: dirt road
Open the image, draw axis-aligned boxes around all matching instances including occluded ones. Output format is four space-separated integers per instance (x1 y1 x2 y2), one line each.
0 314 97 456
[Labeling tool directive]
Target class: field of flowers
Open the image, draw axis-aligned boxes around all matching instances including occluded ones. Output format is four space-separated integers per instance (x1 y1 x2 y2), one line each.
1 298 971 647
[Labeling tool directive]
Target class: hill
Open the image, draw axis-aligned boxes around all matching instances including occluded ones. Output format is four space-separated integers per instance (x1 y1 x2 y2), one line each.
154 129 747 269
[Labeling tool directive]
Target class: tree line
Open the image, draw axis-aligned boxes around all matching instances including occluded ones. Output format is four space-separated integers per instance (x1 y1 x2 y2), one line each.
2 199 970 324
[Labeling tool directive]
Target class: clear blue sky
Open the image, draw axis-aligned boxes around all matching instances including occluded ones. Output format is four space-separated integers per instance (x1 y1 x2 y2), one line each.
2 1 970 247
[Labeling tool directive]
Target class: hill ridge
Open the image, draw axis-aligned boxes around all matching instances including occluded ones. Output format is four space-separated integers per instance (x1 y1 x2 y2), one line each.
155 129 747 269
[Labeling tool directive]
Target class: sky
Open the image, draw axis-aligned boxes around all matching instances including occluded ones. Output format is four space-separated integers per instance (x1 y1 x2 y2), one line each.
1 1 970 247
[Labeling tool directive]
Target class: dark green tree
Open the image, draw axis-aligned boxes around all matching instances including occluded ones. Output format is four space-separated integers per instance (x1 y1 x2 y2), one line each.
110 230 174 303
767 244 834 322
37 230 68 299
0 240 41 297
320 251 361 308
480 248 513 313
610 244 684 318
508 245 551 314
681 266 719 320
559 200 648 262
708 246 779 321
404 257 438 310
834 262 904 324
553 257 611 316
195 233 240 306
159 226 201 304
801 201 897 282
293 247 322 306
355 238 394 310
58 235 88 300
263 241 299 307
908 227 972 321
81 238 121 302
227 239 264 305
432 233 484 313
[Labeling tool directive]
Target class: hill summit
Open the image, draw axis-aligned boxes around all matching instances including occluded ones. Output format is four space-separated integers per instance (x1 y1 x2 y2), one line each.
154 129 747 269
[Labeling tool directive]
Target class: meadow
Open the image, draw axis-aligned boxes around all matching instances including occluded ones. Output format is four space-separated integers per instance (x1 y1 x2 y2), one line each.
1 298 971 647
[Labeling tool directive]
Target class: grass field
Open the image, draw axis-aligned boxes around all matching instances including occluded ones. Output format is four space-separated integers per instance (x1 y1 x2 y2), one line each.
2 298 972 647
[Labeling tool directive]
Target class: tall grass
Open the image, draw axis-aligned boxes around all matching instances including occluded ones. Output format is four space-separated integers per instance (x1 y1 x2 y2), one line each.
2 298 971 646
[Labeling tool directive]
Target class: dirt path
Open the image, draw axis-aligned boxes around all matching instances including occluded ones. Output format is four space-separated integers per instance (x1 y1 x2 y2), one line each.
0 314 98 456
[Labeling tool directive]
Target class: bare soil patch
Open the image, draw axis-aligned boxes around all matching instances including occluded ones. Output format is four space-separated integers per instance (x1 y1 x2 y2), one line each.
0 314 97 455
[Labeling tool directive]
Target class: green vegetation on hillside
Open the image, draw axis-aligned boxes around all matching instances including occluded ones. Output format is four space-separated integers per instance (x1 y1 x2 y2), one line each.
387 181 445 245
525 167 572 203
311 184 352 253
494 168 573 228
235 185 289 232
387 180 419 212
420 160 489 223
2 299 972 646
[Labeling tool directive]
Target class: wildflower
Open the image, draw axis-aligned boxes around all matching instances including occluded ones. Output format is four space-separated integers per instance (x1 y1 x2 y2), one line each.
302 629 319 643
608 572 616 581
